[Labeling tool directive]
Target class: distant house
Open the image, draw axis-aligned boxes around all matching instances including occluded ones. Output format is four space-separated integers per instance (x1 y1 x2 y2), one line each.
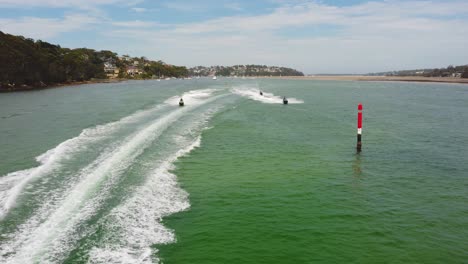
441 72 452 77
126 66 142 76
104 63 119 78
452 72 462 78
119 55 132 61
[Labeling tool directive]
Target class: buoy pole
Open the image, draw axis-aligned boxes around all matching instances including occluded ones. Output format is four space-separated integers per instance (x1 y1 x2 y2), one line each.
357 103 363 153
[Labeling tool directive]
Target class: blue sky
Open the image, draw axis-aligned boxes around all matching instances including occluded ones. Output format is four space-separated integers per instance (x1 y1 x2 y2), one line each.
1 0 468 74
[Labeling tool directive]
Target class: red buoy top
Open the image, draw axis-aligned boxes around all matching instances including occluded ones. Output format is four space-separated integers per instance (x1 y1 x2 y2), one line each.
357 103 363 130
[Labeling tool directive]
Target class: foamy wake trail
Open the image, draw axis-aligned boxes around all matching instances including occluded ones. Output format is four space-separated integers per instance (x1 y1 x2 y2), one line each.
0 104 164 220
231 86 304 104
88 101 226 264
88 137 201 264
165 88 222 106
0 89 222 263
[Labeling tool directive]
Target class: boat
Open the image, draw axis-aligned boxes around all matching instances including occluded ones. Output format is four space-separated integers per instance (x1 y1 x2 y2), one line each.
283 97 288 105
212 76 217 80
179 98 184 106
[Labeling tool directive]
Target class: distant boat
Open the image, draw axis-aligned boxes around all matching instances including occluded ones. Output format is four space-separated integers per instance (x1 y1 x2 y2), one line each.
157 79 161 82
212 76 217 80
165 77 171 80
283 96 288 105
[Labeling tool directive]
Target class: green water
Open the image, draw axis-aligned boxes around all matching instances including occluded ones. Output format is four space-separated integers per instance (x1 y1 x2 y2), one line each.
0 79 467 263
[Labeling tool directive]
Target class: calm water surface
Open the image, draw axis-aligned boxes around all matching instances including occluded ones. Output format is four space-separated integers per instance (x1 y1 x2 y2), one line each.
0 78 467 263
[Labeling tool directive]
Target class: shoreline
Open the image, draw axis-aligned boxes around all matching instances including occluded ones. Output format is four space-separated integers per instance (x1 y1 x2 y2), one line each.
0 78 126 93
263 75 468 84
2 75 467 93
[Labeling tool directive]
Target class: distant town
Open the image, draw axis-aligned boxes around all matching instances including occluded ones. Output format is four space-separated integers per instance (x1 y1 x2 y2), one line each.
189 65 304 77
1 30 467 92
367 65 468 78
0 31 303 91
104 59 304 79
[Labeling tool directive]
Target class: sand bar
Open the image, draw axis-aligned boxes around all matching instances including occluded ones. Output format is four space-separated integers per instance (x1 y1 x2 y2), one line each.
265 75 468 84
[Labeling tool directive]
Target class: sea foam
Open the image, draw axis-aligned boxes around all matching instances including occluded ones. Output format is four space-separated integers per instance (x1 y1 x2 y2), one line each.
0 89 223 263
231 86 304 104
88 137 201 264
0 104 167 220
88 90 226 263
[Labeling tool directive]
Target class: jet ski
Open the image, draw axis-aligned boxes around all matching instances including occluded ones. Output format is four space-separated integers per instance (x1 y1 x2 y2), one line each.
179 98 184 106
283 96 288 105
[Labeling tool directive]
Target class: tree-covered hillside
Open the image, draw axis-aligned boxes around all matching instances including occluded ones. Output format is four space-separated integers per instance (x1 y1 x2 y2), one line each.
368 64 468 78
0 31 110 89
1 31 305 92
0 31 188 91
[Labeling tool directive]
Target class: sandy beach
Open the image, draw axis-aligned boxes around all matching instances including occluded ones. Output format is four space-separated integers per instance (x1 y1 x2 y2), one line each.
266 75 468 84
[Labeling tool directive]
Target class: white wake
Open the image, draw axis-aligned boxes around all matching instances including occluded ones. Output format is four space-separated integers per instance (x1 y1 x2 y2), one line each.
0 89 225 264
231 86 304 104
0 103 167 220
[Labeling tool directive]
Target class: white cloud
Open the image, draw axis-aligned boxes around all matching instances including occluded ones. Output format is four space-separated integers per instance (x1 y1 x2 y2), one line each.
163 1 468 34
112 20 158 28
131 7 147 13
162 1 197 12
0 0 142 9
0 13 98 38
224 2 242 11
105 1 468 73
2 0 468 73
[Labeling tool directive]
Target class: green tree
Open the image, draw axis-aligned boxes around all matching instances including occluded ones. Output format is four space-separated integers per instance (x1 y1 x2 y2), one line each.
462 68 468 78
0 31 107 89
